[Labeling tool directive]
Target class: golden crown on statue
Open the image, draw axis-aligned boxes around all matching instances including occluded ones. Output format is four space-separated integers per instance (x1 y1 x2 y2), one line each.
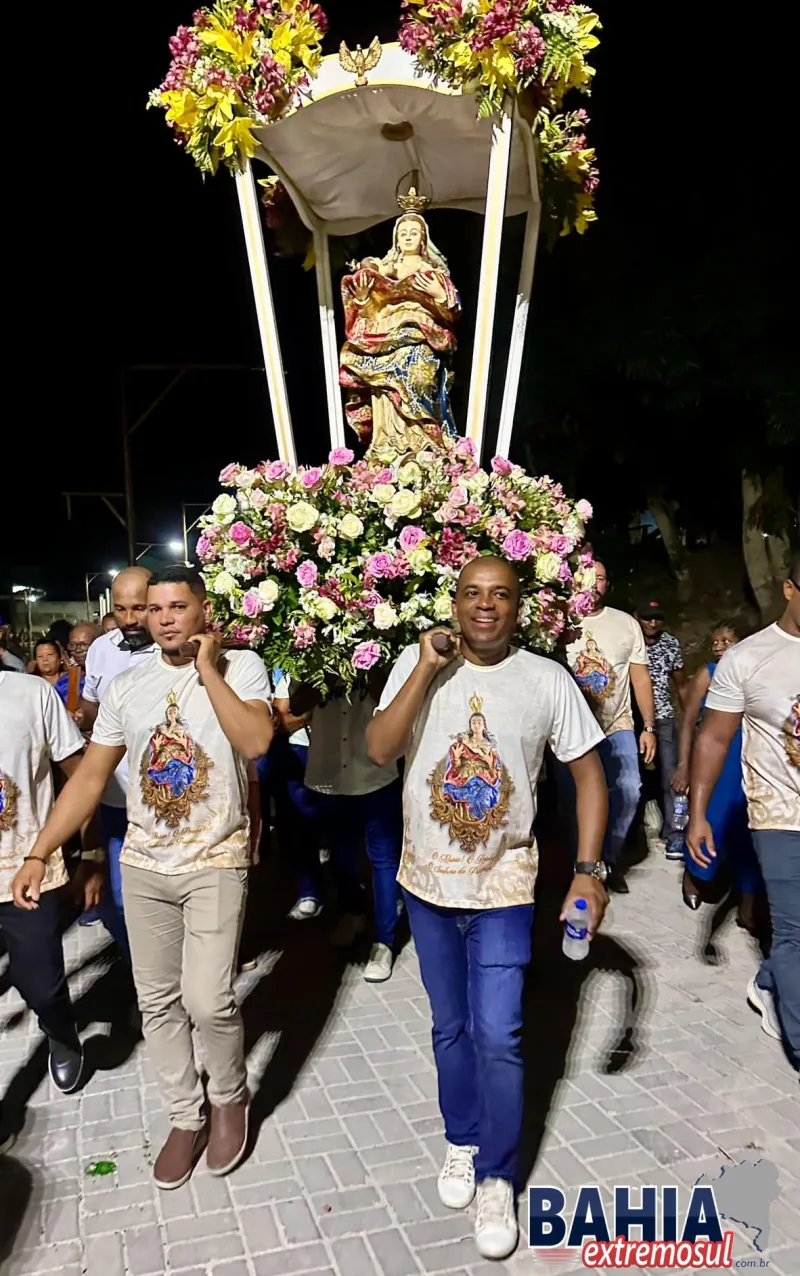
396 185 431 214
469 694 484 716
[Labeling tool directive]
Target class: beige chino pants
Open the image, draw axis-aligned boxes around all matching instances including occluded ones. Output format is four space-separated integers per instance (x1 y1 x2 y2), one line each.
122 863 248 1130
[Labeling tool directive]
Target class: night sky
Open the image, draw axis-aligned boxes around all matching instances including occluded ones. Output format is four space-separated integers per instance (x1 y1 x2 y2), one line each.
3 1 746 604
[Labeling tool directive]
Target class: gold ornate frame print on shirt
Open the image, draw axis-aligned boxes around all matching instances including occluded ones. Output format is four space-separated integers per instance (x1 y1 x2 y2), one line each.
572 632 616 705
0 767 19 834
139 692 212 828
785 693 800 768
428 695 513 853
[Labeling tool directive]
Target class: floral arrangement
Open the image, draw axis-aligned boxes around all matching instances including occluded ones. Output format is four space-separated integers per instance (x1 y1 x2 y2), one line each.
399 0 600 238
148 1 328 175
197 439 596 695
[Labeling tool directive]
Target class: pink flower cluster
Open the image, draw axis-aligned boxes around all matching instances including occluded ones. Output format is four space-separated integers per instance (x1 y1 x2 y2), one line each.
162 24 201 92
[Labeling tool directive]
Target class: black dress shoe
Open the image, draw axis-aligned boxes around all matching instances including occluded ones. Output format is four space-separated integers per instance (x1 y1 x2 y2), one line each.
48 1038 84 1094
606 865 629 894
682 870 701 911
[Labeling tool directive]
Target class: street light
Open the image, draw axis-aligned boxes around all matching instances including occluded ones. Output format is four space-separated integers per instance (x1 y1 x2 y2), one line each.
168 539 184 554
108 568 120 579
12 583 45 657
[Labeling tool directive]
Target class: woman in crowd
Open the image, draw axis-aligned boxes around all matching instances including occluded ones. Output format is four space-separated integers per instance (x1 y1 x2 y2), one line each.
672 622 761 929
30 639 68 695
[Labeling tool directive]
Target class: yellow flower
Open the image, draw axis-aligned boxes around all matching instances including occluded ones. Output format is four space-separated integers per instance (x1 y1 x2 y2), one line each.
287 501 319 533
200 83 236 129
198 18 257 68
214 116 258 165
162 89 199 134
338 513 364 539
389 489 421 519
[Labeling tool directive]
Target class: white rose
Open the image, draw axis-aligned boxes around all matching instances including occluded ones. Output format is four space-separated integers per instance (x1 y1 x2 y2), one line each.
338 513 364 539
389 489 421 519
287 501 319 533
398 462 422 487
371 484 396 505
257 579 279 607
466 469 490 493
374 602 399 630
212 571 237 596
249 488 268 510
212 494 237 523
316 596 338 621
433 593 453 622
536 552 562 583
235 469 256 490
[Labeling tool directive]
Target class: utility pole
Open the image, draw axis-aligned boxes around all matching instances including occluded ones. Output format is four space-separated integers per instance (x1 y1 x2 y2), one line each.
121 370 136 565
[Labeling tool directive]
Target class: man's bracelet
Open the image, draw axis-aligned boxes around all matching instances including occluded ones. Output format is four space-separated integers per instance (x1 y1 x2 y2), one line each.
80 849 106 863
23 855 47 864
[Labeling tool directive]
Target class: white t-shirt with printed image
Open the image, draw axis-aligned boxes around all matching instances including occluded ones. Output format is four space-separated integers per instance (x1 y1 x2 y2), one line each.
565 607 649 736
377 646 605 910
705 623 799 831
92 650 272 873
83 628 157 808
0 672 85 902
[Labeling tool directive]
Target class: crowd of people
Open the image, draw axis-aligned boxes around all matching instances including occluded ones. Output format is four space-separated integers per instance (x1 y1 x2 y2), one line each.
0 551 797 1263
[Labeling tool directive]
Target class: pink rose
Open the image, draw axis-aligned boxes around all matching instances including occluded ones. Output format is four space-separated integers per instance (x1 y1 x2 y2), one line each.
195 534 211 558
362 590 385 609
399 525 425 552
329 447 354 465
575 499 593 521
300 467 323 489
230 521 253 547
242 589 263 618
571 590 595 617
366 552 393 578
249 488 268 510
449 485 468 507
558 561 573 583
547 533 571 556
219 462 240 485
229 623 254 644
491 456 513 475
455 438 476 459
352 640 381 671
502 529 533 561
435 503 458 525
373 467 395 486
266 461 290 481
296 560 318 588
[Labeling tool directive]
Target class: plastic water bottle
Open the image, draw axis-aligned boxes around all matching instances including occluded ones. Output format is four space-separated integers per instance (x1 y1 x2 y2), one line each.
673 794 689 831
562 899 590 961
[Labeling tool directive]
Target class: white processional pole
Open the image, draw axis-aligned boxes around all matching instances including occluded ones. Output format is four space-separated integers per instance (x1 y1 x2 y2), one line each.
494 202 541 459
313 227 347 451
235 161 297 466
465 99 513 462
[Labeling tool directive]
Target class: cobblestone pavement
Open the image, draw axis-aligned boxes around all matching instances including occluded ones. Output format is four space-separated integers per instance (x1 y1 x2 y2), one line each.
1 849 798 1276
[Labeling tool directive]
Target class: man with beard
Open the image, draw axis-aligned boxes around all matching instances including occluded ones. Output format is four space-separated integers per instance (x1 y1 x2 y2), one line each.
13 565 273 1187
78 567 156 951
367 557 608 1260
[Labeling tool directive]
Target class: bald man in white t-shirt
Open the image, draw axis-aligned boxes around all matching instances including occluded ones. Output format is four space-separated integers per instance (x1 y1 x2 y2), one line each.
688 556 800 1069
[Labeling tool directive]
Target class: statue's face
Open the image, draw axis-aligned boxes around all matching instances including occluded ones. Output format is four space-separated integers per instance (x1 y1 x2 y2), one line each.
397 218 423 255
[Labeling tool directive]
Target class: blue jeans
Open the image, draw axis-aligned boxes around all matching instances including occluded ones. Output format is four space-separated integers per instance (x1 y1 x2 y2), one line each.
753 829 800 1067
95 805 130 962
257 741 324 901
557 729 640 864
404 889 533 1184
318 781 403 947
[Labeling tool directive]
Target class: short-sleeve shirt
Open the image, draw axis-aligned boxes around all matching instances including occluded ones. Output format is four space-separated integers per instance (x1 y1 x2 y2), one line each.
377 646 604 909
305 695 398 797
273 671 309 747
705 623 799 831
92 650 272 873
565 607 649 736
83 629 157 808
0 672 85 902
645 632 684 720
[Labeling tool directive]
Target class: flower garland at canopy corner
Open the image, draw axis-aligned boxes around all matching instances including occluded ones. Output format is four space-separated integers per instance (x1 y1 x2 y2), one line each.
148 0 328 176
398 0 601 239
196 440 597 697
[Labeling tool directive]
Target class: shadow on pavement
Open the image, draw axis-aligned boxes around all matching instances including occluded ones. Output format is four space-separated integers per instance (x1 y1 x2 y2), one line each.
0 1153 37 1264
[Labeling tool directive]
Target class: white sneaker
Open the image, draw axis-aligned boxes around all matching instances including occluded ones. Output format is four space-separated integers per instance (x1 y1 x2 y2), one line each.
363 943 393 983
475 1178 518 1260
331 913 367 947
437 1142 478 1209
289 897 322 920
747 977 782 1041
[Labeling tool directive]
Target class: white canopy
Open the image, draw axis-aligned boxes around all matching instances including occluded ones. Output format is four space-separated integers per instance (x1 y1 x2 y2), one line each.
252 43 539 235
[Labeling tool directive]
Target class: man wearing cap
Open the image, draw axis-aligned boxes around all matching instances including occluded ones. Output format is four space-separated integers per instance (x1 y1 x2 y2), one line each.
636 600 687 859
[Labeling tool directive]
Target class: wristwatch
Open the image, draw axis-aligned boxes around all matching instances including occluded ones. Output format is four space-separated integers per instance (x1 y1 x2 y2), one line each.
575 861 608 884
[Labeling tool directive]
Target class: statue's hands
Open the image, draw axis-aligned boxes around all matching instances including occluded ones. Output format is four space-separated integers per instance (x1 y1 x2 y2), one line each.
352 269 374 302
415 270 447 303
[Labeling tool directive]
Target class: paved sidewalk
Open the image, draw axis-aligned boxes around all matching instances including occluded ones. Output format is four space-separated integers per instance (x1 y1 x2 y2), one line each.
1 850 798 1276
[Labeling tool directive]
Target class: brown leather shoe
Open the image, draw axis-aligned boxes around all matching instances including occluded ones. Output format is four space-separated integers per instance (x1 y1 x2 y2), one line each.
153 1126 207 1190
206 1101 249 1177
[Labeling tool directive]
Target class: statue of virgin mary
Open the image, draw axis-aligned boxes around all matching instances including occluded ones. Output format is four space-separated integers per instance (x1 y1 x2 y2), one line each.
339 199 460 458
